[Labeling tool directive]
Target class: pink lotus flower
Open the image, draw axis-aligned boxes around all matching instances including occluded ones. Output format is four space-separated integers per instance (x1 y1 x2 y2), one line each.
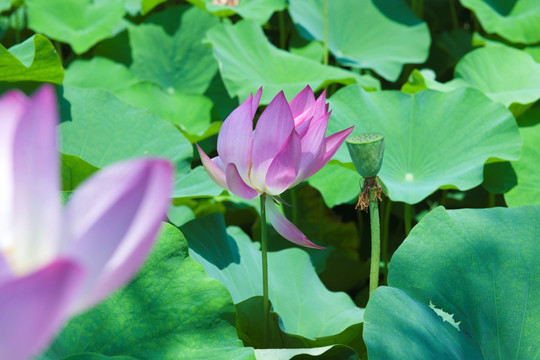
197 86 353 248
0 86 173 360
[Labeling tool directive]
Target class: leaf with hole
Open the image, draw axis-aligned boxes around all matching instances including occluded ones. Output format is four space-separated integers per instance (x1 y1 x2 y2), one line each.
363 206 540 359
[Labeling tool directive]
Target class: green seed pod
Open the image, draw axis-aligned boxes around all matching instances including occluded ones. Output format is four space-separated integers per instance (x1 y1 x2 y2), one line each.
346 133 384 178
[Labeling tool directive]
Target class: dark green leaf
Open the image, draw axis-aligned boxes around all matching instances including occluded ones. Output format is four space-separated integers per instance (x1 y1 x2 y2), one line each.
39 224 255 360
181 214 365 342
363 206 540 359
61 153 99 191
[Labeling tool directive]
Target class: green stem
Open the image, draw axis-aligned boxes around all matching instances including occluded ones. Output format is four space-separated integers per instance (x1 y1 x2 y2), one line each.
323 0 329 65
369 190 381 296
278 11 286 49
411 0 424 19
404 203 412 236
449 0 459 29
381 198 392 275
439 189 448 207
260 195 270 347
291 187 298 225
318 195 324 243
356 207 364 249
488 192 496 208
53 40 63 64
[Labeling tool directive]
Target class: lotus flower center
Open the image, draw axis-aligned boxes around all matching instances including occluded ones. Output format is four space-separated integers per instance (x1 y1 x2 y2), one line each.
1 237 47 276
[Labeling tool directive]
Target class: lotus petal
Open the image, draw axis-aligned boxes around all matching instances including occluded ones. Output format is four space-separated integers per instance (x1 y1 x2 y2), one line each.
2 86 61 274
251 92 295 188
226 163 259 199
265 196 324 249
0 259 84 360
307 126 354 178
196 144 227 189
289 85 316 117
63 159 173 312
265 130 302 195
217 93 254 179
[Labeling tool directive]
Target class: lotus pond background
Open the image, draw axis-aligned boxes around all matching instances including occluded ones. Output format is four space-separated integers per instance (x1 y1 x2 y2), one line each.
1 0 539 359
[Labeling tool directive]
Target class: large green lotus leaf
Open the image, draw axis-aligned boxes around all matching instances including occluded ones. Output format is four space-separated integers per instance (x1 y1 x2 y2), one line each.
181 214 365 340
204 20 380 104
290 40 325 63
64 57 138 92
38 223 256 360
129 6 218 94
115 83 213 136
60 86 192 176
26 0 125 54
61 153 99 191
187 0 286 24
256 346 358 360
308 161 359 207
235 296 365 356
0 34 63 83
481 161 517 195
141 0 166 14
505 108 540 206
0 0 11 12
363 206 540 359
460 0 540 44
288 0 430 82
172 165 225 198
327 85 521 204
65 57 214 138
123 0 141 15
404 46 540 108
49 355 135 360
205 72 238 120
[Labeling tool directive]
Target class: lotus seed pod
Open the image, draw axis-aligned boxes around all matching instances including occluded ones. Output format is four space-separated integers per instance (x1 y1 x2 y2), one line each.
346 133 384 178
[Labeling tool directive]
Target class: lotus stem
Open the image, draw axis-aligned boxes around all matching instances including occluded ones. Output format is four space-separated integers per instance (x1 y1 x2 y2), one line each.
439 189 448 207
323 0 329 65
404 203 412 236
260 194 270 347
381 198 392 275
449 0 459 29
489 192 496 207
291 187 298 224
278 11 286 49
411 0 424 19
369 187 381 296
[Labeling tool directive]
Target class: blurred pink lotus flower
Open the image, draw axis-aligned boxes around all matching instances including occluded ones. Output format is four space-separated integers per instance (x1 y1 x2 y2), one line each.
0 86 173 360
197 86 353 249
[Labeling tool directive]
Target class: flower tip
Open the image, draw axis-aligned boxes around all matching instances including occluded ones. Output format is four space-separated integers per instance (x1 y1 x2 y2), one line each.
304 240 325 250
33 83 56 102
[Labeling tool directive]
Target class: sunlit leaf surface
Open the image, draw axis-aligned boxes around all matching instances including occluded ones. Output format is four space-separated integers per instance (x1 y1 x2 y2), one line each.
326 86 521 204
205 20 380 104
0 35 63 83
289 0 431 81
38 224 256 360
